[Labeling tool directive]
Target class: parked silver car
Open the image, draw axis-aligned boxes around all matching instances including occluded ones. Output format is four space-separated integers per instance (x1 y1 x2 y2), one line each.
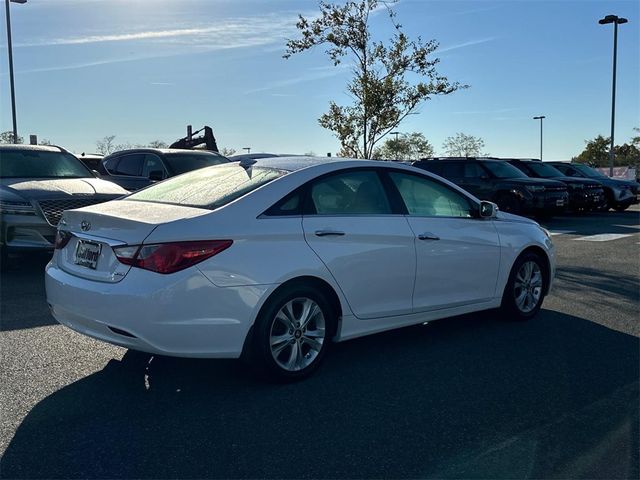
0 145 127 260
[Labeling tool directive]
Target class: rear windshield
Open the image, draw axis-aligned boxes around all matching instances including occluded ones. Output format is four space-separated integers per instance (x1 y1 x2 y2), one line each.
524 162 564 178
126 164 287 209
164 152 229 175
0 150 93 178
483 161 528 179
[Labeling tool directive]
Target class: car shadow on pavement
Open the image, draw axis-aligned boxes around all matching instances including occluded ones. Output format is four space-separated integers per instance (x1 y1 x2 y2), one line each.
1 310 638 479
555 266 640 306
0 253 54 332
542 209 640 236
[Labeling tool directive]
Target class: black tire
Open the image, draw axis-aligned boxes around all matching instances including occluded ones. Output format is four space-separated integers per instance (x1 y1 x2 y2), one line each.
496 193 522 216
0 248 9 271
250 284 335 382
500 252 548 321
614 204 629 212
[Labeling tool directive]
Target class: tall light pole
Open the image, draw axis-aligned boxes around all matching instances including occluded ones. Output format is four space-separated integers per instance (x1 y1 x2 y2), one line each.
599 14 628 176
533 116 545 160
5 0 26 144
390 131 401 161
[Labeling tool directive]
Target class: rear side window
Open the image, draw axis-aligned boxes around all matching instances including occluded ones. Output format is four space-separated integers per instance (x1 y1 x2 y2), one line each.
464 162 485 178
163 153 228 175
309 170 391 215
127 164 286 209
439 162 464 178
113 154 144 176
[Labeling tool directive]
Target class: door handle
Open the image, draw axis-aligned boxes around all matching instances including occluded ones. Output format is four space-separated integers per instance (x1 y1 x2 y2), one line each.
315 230 345 237
417 232 440 241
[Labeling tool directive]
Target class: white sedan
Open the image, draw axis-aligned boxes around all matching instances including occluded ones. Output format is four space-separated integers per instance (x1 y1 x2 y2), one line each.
45 157 555 380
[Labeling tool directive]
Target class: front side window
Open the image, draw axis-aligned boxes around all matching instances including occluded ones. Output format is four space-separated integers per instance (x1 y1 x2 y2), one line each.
127 164 286 209
310 170 391 215
389 172 474 218
0 149 92 178
141 154 166 178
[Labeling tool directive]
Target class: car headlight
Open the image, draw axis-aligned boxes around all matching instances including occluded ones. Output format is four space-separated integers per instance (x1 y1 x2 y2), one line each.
0 200 36 215
525 185 545 193
568 183 584 190
539 226 551 239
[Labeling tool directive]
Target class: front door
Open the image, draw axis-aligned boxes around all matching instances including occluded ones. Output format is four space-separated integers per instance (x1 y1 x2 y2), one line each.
386 170 501 312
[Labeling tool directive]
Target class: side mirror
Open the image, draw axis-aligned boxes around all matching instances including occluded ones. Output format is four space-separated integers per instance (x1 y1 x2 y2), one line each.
479 200 498 219
148 170 164 181
92 169 100 178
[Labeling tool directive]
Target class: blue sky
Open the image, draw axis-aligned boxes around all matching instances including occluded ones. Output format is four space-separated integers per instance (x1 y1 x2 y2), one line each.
0 0 638 159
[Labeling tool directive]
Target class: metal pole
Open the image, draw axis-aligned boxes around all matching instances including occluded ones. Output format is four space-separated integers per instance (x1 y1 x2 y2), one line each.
5 0 18 143
539 117 543 161
608 21 618 176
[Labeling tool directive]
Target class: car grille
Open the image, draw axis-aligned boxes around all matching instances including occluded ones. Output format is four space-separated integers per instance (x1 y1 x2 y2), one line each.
585 184 602 189
545 186 567 192
37 198 106 227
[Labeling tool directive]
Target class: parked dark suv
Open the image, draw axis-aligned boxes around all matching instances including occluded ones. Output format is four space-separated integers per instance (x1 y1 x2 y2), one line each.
504 159 606 211
98 148 229 191
548 162 639 212
413 157 569 218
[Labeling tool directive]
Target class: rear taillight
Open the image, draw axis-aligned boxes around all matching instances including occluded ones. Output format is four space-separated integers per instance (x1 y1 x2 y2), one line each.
113 240 232 274
54 230 72 250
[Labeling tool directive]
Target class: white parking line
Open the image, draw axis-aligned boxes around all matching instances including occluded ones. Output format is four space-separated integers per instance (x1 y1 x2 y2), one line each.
613 225 640 230
575 233 634 242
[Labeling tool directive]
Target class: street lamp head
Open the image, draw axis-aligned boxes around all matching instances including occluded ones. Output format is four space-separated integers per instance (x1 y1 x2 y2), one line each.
533 116 545 120
599 15 628 25
9 0 28 4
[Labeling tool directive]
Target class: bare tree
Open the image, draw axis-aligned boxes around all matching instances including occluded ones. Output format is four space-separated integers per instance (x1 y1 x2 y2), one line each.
147 140 168 149
442 133 486 157
0 131 23 144
220 147 237 157
96 135 117 155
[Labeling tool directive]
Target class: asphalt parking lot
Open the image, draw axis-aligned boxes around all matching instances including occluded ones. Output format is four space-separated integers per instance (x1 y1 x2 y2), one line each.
1 207 638 479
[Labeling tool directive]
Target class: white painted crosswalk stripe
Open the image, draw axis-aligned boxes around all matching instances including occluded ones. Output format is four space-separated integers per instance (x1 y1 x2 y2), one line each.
575 233 634 242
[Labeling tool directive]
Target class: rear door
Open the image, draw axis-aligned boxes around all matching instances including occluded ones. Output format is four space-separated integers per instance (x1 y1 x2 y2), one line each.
103 153 149 191
302 168 416 319
385 170 501 311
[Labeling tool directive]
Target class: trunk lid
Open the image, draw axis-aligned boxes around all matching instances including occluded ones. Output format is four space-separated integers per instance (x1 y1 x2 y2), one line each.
56 199 212 282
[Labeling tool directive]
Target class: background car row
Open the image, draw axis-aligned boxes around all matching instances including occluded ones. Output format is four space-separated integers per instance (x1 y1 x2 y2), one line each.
413 157 638 218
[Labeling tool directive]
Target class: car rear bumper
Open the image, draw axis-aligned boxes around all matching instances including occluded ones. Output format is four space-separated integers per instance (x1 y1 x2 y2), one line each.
45 254 273 358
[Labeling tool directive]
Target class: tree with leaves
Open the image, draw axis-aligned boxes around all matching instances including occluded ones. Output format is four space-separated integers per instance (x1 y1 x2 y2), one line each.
0 131 23 144
442 132 486 157
573 134 640 167
372 132 434 160
284 0 463 159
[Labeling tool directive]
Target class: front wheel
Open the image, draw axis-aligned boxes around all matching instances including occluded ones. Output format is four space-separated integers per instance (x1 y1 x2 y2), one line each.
251 285 335 382
500 253 547 320
614 204 629 212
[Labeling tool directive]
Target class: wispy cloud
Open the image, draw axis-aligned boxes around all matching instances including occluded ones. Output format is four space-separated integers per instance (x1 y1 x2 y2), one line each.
438 37 497 54
245 64 351 95
151 82 174 86
16 13 307 49
452 107 523 115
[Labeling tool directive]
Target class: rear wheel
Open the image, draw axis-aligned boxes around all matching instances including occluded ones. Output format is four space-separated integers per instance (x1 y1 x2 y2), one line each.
500 252 547 320
614 204 629 212
251 285 335 382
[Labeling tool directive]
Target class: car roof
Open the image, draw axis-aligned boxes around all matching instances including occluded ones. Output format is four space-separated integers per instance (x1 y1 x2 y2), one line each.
0 144 65 153
104 148 223 157
249 156 380 172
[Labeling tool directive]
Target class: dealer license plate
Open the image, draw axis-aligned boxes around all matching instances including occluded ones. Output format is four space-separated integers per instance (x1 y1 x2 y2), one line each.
74 240 102 269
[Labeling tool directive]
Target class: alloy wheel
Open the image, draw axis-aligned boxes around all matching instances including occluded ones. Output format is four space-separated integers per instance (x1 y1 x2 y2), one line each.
513 261 543 313
269 297 326 372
